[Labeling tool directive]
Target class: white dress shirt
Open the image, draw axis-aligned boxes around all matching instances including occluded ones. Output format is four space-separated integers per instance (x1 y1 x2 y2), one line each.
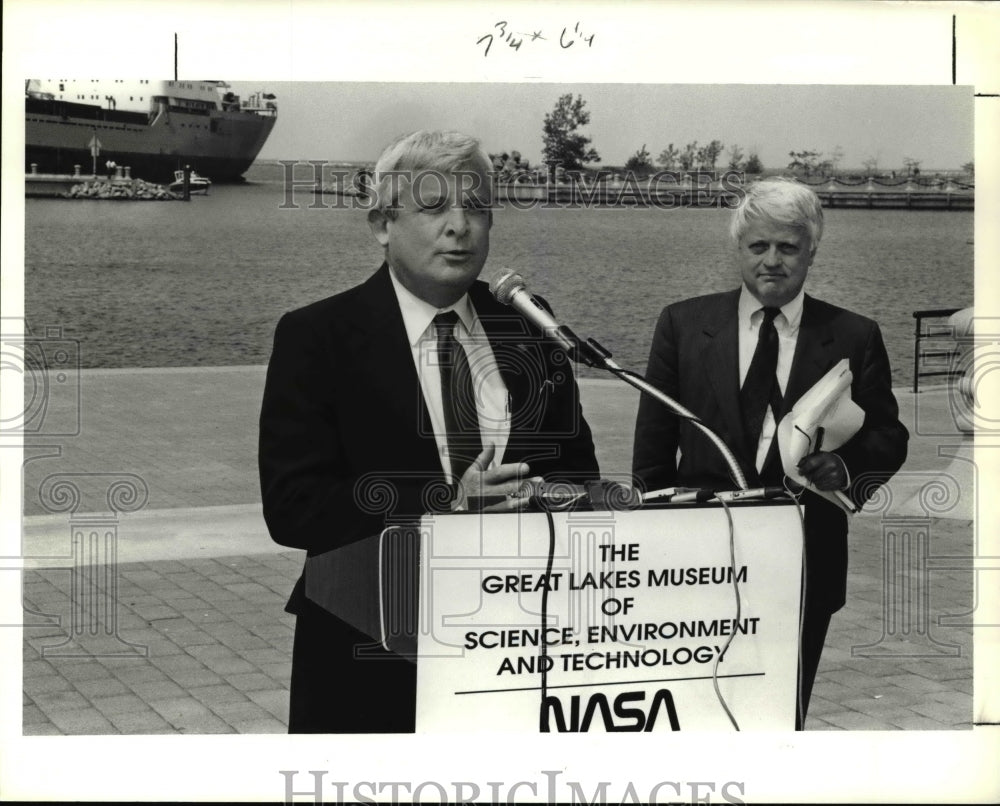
737 285 805 472
389 270 510 482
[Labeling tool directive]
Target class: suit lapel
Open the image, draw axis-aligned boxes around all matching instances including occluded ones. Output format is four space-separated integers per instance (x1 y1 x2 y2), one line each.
780 294 840 419
346 264 441 473
703 291 751 465
760 294 840 481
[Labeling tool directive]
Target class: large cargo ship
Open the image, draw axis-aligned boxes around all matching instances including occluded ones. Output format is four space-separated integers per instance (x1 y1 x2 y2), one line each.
25 78 277 183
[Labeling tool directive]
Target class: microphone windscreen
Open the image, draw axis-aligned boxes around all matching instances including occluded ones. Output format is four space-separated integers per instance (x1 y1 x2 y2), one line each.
489 269 525 305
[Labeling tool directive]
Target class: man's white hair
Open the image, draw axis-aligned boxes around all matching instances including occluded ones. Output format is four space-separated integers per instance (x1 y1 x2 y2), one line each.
370 130 493 215
730 177 824 253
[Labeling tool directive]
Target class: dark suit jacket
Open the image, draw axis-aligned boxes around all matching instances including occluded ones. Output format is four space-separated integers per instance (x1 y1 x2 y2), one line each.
259 263 600 615
632 289 908 613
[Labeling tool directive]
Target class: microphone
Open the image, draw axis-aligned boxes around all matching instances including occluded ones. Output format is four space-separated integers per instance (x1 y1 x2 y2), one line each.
490 268 751 493
642 487 714 504
489 270 607 366
517 479 643 511
713 487 787 502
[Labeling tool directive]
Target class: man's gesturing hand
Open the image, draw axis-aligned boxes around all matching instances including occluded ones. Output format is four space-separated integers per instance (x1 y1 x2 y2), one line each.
454 444 542 512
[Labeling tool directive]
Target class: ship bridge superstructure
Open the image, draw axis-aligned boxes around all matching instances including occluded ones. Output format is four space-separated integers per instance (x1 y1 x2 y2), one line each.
26 79 276 118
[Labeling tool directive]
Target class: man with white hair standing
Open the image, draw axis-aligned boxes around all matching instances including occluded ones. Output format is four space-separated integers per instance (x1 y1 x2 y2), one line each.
259 130 599 732
633 178 908 728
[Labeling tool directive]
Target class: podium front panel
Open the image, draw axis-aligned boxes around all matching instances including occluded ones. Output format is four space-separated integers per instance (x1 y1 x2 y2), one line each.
414 504 803 732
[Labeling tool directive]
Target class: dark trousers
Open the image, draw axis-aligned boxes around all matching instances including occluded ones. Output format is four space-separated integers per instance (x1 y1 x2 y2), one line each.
287 595 416 733
796 596 833 730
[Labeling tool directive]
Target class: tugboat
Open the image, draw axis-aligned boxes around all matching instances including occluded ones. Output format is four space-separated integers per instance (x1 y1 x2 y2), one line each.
168 169 212 195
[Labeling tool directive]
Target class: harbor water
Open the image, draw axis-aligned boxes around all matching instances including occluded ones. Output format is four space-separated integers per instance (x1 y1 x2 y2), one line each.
24 161 974 385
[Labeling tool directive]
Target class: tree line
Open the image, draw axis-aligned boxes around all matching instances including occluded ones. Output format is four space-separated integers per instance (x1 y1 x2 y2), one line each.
539 93 763 175
624 141 763 174
512 93 972 180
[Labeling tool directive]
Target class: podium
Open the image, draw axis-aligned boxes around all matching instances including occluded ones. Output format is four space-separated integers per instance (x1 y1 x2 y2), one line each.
305 501 804 731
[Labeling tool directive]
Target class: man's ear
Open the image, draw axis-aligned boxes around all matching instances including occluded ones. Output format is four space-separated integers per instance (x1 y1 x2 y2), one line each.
367 208 390 247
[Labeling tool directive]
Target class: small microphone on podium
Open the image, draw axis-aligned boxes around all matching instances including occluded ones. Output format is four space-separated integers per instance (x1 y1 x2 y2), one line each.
713 487 787 502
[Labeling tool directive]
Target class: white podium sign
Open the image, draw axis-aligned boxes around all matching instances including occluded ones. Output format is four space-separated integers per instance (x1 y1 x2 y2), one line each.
414 504 803 732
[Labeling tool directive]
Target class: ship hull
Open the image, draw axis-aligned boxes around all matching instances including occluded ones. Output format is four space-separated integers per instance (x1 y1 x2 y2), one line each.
25 98 276 184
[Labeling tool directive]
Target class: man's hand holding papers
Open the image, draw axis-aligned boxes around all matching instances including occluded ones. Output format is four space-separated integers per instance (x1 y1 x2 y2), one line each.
777 359 865 513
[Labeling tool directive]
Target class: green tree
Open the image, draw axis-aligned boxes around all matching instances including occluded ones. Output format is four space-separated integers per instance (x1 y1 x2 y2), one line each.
828 145 845 175
624 144 653 174
744 151 763 174
679 141 698 171
657 144 680 171
788 150 824 177
961 160 974 177
901 156 922 177
726 144 745 170
703 139 724 170
489 150 530 182
542 94 600 172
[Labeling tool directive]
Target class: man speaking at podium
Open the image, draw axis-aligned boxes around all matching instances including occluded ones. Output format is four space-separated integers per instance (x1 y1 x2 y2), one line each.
259 130 599 733
632 178 908 727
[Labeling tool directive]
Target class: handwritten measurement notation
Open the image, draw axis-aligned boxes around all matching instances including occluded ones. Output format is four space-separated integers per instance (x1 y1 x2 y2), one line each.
477 20 595 58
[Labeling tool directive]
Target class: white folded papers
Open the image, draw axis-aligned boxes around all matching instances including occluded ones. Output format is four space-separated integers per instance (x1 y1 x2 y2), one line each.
777 359 864 513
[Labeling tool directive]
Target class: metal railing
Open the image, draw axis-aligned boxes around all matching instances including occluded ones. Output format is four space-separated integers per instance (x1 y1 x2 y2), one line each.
912 308 961 393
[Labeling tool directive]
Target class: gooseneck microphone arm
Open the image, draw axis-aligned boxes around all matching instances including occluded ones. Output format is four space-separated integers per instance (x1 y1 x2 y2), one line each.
598 353 749 491
489 270 749 492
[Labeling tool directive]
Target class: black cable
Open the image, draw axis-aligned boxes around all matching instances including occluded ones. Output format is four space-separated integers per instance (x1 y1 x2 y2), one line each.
538 507 557 732
783 482 809 730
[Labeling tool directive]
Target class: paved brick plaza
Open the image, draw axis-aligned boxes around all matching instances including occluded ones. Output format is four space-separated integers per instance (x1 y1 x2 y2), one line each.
20 369 978 733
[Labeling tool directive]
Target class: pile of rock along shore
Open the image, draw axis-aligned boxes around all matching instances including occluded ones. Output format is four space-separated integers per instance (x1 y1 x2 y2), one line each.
65 178 179 200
